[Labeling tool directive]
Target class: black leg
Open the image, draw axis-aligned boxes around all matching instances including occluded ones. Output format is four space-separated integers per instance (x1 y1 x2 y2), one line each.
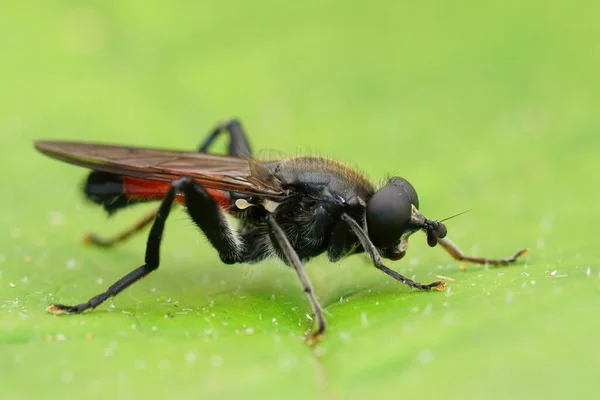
437 237 528 267
48 177 242 314
182 179 241 264
265 214 326 339
341 213 445 291
198 118 252 158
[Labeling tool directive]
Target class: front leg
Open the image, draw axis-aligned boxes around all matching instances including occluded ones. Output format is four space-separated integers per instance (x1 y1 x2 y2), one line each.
437 237 528 267
341 213 445 291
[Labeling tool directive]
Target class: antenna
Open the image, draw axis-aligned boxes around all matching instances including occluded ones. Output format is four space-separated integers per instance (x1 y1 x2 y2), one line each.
439 209 471 223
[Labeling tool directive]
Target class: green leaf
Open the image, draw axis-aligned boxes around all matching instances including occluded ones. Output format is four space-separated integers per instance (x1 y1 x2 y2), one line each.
2 1 599 399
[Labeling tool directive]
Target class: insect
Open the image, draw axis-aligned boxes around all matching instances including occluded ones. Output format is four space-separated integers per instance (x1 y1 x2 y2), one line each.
34 119 527 339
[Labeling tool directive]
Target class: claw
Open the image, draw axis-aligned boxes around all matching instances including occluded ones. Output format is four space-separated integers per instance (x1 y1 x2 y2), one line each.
305 331 324 345
46 304 69 315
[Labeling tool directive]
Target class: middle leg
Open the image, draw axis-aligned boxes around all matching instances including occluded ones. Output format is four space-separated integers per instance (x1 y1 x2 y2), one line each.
265 214 327 339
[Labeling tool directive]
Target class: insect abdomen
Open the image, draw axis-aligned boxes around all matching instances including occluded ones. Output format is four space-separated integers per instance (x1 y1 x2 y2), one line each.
84 172 230 214
84 171 131 214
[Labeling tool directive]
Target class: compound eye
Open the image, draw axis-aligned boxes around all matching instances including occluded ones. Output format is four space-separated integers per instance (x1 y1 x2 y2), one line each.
366 179 416 248
387 177 419 209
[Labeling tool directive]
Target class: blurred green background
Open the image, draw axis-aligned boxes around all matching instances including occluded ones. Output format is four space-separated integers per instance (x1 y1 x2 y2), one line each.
1 1 599 399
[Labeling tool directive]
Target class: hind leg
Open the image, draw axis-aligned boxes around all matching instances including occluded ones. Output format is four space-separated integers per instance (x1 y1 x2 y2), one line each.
84 118 253 247
198 118 252 157
50 177 243 314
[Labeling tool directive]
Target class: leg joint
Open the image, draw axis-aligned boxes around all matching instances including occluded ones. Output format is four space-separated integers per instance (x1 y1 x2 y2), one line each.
172 176 194 190
218 118 241 130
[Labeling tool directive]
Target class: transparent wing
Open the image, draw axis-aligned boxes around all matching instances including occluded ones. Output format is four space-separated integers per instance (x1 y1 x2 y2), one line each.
34 140 288 199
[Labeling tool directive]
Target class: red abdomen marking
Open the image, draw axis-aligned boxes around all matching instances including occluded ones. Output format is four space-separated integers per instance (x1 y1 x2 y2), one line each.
122 177 231 209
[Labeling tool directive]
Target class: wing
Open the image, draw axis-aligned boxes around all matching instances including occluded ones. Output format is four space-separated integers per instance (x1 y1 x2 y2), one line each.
34 140 288 199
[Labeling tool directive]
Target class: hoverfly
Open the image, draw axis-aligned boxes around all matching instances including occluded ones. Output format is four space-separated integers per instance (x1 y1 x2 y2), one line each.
34 119 527 338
